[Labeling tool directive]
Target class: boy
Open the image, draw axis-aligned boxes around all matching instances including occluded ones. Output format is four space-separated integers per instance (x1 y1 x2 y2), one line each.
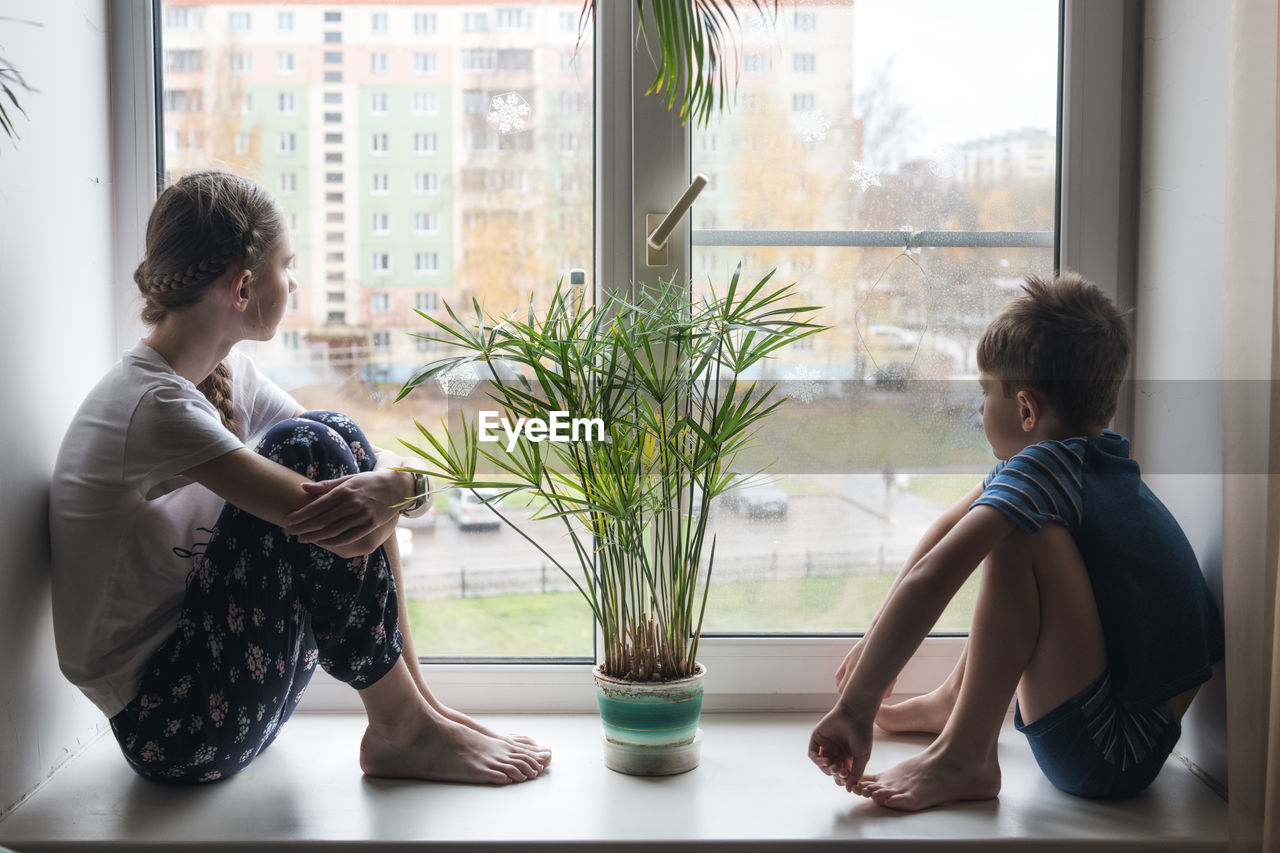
808 273 1224 810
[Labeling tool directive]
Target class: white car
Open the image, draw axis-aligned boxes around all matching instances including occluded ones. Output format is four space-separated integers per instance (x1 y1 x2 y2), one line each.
722 474 788 518
449 488 504 531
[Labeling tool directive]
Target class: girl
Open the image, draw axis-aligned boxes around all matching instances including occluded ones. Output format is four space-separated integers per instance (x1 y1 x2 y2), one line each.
50 170 550 785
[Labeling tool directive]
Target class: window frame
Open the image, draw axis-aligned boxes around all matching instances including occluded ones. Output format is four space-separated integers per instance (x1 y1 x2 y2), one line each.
123 0 1135 714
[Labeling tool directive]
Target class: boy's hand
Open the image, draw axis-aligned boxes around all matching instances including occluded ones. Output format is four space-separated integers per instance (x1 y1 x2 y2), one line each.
808 701 875 793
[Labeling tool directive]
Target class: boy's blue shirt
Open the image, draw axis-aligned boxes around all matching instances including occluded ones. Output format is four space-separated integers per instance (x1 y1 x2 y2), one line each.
971 430 1225 710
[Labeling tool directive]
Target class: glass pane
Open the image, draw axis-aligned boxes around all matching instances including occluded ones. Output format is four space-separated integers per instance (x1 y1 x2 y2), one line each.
690 0 1059 633
159 1 595 659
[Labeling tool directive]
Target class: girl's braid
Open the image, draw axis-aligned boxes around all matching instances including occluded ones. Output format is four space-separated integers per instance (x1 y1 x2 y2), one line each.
197 360 240 439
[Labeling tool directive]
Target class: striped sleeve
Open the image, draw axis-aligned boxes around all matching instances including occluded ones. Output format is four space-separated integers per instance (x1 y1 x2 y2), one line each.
970 440 1085 534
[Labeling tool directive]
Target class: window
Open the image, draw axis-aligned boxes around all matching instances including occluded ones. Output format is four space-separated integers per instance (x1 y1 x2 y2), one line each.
277 11 294 31
324 112 341 123
699 132 717 153
371 172 390 194
557 132 578 154
370 12 388 33
325 132 343 144
463 12 488 32
559 11 578 33
462 90 486 114
413 132 438 155
324 71 342 83
233 133 249 155
325 195 343 206
325 31 341 43
227 11 251 32
278 92 296 114
415 291 439 313
792 93 815 112
278 52 296 74
793 52 816 72
326 251 345 263
164 50 201 73
557 91 585 114
413 52 437 75
324 11 341 23
793 10 817 31
278 132 297 154
373 331 392 350
371 293 391 314
497 7 533 31
559 52 579 74
370 53 388 74
413 212 440 234
327 292 346 303
162 89 202 112
414 12 437 34
742 52 768 74
413 172 439 194
324 172 343 185
324 51 342 64
371 253 391 274
412 91 439 116
229 52 252 74
326 311 346 324
370 92 388 115
414 251 439 274
324 92 342 104
372 212 391 234
163 8 201 29
279 173 297 194
281 330 300 350
325 152 343 164
370 133 389 155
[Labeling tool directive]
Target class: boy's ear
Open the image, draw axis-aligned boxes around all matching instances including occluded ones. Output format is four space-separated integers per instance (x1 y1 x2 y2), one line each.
1015 388 1045 432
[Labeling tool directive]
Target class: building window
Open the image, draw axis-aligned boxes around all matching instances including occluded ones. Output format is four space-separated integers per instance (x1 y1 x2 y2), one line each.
277 52 295 74
325 152 343 164
229 52 252 74
559 52 579 74
371 292 391 314
325 31 341 44
372 212 391 235
412 91 439 116
371 133 389 155
370 53 389 74
324 51 342 64
413 132 438 155
370 12 388 33
278 92 296 114
324 92 342 104
414 12 437 34
463 12 488 32
415 291 439 313
326 251 345 263
324 71 342 83
278 132 297 154
370 92 389 115
233 133 249 155
496 7 533 30
164 50 202 73
373 331 391 350
414 251 439 274
793 10 817 31
279 173 297 194
557 132 578 154
326 311 346 324
792 93 815 112
325 194 343 205
700 132 716 153
559 10 578 33
281 331 300 350
414 172 440 194
462 91 487 114
325 132 343 144
742 52 768 74
413 52 437 75
326 211 344 225
326 231 343 243
413 212 440 234
324 112 341 123
228 11 251 32
163 8 202 30
372 253 391 274
287 292 299 312
162 89 202 112
371 173 390 194
793 53 816 73
277 11 294 31
324 11 341 22
325 172 343 185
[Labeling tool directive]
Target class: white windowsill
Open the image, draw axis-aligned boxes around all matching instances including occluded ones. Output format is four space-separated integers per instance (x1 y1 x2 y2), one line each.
0 710 1226 852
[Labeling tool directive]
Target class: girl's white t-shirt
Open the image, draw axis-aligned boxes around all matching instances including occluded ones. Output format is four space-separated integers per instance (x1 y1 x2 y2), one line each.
50 342 299 718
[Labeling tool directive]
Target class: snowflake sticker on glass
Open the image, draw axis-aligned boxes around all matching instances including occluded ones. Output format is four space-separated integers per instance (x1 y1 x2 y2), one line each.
437 362 480 397
486 92 532 134
785 365 823 405
792 109 831 144
848 161 881 192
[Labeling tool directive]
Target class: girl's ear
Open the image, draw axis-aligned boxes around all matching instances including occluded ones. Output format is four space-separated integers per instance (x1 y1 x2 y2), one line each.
226 267 254 312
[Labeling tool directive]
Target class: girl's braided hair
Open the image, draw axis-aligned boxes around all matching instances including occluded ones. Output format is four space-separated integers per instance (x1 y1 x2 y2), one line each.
134 170 285 438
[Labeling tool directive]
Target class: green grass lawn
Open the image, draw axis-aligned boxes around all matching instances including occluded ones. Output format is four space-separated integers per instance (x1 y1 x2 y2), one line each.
407 570 980 657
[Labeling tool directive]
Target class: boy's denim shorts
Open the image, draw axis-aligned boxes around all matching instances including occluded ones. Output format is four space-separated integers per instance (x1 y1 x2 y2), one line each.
1014 669 1182 799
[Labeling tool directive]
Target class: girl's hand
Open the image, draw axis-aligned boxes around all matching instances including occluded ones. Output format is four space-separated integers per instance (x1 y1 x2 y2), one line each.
282 469 408 556
808 701 876 793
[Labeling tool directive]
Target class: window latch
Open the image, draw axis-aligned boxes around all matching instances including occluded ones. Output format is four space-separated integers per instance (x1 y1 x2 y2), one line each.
646 174 709 267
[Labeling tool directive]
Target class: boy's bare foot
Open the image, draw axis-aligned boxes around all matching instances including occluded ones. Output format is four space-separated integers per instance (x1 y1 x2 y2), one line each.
874 683 957 735
856 744 1001 811
360 710 546 785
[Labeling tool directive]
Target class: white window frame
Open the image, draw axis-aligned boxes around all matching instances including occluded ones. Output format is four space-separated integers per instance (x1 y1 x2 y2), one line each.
369 91 389 115
414 12 437 34
413 52 437 75
411 91 438 116
371 212 391 235
126 0 1130 715
370 172 390 195
413 212 440 235
278 91 296 114
277 52 295 75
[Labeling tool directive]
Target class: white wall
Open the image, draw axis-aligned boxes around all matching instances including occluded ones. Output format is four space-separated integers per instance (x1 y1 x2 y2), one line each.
0 0 116 817
1132 0 1229 792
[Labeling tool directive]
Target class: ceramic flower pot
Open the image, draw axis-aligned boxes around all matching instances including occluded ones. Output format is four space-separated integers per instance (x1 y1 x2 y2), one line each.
591 663 706 776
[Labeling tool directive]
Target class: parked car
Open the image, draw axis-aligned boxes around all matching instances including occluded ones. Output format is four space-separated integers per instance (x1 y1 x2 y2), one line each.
449 488 504 531
722 474 788 518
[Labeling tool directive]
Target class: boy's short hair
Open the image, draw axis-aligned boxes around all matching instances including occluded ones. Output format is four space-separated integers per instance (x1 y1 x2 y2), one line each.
976 272 1132 430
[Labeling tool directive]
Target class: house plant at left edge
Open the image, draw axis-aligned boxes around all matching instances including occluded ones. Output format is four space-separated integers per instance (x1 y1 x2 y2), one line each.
394 267 823 775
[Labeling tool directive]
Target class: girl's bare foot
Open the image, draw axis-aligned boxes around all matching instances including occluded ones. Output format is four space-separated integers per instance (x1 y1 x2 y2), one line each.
411 677 551 767
874 683 958 735
857 744 1001 811
359 709 546 785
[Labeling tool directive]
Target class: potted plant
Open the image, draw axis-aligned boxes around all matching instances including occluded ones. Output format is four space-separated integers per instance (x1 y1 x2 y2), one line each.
396 268 822 775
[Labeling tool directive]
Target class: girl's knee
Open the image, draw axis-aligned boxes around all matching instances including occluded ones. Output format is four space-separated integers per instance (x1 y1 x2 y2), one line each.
255 417 361 479
295 411 375 472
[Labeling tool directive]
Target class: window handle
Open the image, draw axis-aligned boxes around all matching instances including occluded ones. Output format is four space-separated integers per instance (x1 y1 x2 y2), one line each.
646 174 709 267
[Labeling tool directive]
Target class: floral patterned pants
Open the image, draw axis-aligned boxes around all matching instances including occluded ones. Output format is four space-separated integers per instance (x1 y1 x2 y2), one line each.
109 411 403 784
